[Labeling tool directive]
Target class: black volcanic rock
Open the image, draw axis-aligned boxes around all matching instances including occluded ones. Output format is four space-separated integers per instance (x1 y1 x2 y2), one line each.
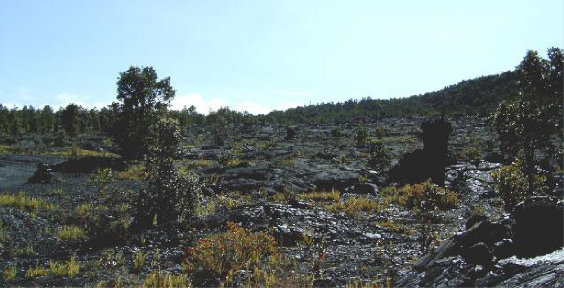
388 117 452 186
27 163 53 184
512 196 563 257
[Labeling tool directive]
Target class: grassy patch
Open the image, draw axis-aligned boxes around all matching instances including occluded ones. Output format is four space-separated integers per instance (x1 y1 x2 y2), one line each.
45 148 120 158
326 196 383 216
382 182 459 211
116 164 147 180
133 249 148 273
183 159 213 170
374 220 413 235
0 193 57 213
57 226 87 242
143 271 191 288
185 222 278 285
297 190 340 203
271 193 287 203
26 257 80 278
3 262 17 282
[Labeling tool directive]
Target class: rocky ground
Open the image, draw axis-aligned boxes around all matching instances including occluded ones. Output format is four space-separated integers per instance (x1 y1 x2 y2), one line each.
0 117 561 287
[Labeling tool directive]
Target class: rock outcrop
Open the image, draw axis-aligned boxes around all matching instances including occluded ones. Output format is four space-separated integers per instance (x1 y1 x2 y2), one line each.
396 196 564 287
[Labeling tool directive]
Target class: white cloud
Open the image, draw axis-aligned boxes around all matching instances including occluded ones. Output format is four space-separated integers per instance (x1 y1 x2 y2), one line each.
55 93 106 109
171 93 227 115
233 102 271 115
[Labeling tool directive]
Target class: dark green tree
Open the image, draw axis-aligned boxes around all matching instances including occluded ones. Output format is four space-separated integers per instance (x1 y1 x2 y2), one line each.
61 104 83 136
493 48 563 195
39 105 55 134
367 140 392 174
136 117 200 227
112 66 175 159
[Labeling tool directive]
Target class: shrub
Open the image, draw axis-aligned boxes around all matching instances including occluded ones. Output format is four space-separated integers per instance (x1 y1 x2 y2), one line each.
286 126 296 140
367 140 393 174
491 161 547 211
461 146 482 167
185 222 277 285
143 271 191 288
383 181 459 254
136 118 201 227
57 226 87 242
133 249 148 273
383 181 459 211
354 125 369 146
211 115 229 147
0 193 57 213
3 262 17 282
297 190 340 203
325 196 382 216
331 127 342 138
374 126 387 138
26 257 80 278
116 164 147 180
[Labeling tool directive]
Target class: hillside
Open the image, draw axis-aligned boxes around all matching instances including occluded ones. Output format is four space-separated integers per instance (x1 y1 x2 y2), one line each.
266 71 519 124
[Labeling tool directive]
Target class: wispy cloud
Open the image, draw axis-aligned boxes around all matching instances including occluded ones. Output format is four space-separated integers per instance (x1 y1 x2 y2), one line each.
171 93 227 115
55 93 106 109
233 102 271 115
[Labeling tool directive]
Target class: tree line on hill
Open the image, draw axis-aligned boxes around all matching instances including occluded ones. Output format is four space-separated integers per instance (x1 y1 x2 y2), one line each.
0 48 559 139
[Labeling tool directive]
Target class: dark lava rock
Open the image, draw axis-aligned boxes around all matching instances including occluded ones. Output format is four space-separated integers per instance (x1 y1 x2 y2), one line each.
27 163 53 184
464 242 492 265
512 196 563 257
396 196 564 287
312 278 335 287
52 156 126 173
389 117 453 186
313 170 360 191
465 214 488 230
349 183 379 195
493 239 515 260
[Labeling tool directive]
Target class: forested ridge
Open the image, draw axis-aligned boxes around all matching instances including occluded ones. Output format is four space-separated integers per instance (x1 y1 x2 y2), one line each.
0 70 519 136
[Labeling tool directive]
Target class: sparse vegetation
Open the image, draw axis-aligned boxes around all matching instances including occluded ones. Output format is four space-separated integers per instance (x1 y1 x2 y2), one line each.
185 222 278 286
0 193 57 213
326 196 383 216
3 262 17 282
383 181 459 254
143 270 191 288
26 257 80 278
354 125 369 146
0 47 561 287
491 161 547 211
57 225 87 242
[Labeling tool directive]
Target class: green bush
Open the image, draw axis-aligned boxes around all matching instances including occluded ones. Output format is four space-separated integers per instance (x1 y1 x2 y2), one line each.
354 125 368 146
136 118 201 227
331 127 342 138
461 146 482 167
383 181 459 254
491 161 547 211
367 140 392 174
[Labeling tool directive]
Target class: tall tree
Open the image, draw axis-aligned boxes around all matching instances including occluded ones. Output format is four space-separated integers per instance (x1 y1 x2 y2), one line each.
39 105 55 134
112 66 175 159
61 104 83 136
493 48 564 195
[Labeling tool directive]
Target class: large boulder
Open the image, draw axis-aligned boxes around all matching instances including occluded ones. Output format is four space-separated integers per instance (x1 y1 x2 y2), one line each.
388 117 453 186
512 196 563 257
27 163 53 184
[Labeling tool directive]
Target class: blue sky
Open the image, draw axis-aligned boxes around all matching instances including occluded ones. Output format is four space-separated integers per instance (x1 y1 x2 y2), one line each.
0 0 562 114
